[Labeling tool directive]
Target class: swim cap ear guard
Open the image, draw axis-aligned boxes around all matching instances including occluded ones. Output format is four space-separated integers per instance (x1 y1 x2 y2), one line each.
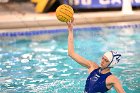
104 51 121 68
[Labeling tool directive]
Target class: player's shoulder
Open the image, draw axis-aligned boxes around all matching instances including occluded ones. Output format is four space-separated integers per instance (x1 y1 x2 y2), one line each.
107 74 120 84
88 60 99 73
89 60 99 67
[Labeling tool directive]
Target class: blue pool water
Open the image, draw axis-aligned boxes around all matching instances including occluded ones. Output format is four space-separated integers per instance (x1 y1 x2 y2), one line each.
0 24 140 93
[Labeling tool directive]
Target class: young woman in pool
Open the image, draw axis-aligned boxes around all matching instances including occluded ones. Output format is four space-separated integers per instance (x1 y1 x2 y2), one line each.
66 17 125 93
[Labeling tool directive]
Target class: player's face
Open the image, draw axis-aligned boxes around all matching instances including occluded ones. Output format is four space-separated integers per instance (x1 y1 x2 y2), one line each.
101 56 110 68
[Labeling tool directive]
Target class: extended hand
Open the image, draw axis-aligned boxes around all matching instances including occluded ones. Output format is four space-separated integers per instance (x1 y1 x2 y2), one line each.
66 17 74 31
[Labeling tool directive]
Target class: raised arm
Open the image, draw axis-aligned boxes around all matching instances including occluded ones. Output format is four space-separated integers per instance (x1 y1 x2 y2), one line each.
66 18 98 71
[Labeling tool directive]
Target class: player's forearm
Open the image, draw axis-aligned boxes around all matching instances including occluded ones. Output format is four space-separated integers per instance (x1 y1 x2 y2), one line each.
68 27 75 56
116 89 126 93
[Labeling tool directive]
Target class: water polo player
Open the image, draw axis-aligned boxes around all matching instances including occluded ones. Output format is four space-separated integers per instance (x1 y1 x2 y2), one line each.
66 17 125 93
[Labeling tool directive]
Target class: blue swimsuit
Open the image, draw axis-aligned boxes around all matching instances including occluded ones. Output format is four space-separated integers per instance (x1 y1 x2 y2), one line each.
84 68 112 93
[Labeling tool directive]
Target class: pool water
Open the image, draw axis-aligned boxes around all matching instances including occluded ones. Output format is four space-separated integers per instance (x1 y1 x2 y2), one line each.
0 25 140 93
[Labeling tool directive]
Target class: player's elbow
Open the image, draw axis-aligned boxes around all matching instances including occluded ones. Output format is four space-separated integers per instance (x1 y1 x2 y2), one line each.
68 52 73 57
68 51 75 57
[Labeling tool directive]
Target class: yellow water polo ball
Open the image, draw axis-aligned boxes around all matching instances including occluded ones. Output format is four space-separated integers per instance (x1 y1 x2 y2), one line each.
56 4 74 22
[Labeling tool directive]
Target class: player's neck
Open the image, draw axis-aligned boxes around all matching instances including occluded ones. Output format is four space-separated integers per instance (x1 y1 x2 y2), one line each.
101 68 110 74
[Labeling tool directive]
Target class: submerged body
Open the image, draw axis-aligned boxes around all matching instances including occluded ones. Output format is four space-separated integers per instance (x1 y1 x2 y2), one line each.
85 68 112 93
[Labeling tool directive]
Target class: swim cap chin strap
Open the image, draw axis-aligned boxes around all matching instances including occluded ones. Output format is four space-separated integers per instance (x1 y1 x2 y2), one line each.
104 51 121 68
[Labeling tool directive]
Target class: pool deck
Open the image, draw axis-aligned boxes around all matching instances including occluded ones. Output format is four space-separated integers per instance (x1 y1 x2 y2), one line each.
0 2 140 30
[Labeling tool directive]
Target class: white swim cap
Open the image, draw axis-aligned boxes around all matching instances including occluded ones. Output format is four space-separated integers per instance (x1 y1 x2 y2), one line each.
104 51 121 68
